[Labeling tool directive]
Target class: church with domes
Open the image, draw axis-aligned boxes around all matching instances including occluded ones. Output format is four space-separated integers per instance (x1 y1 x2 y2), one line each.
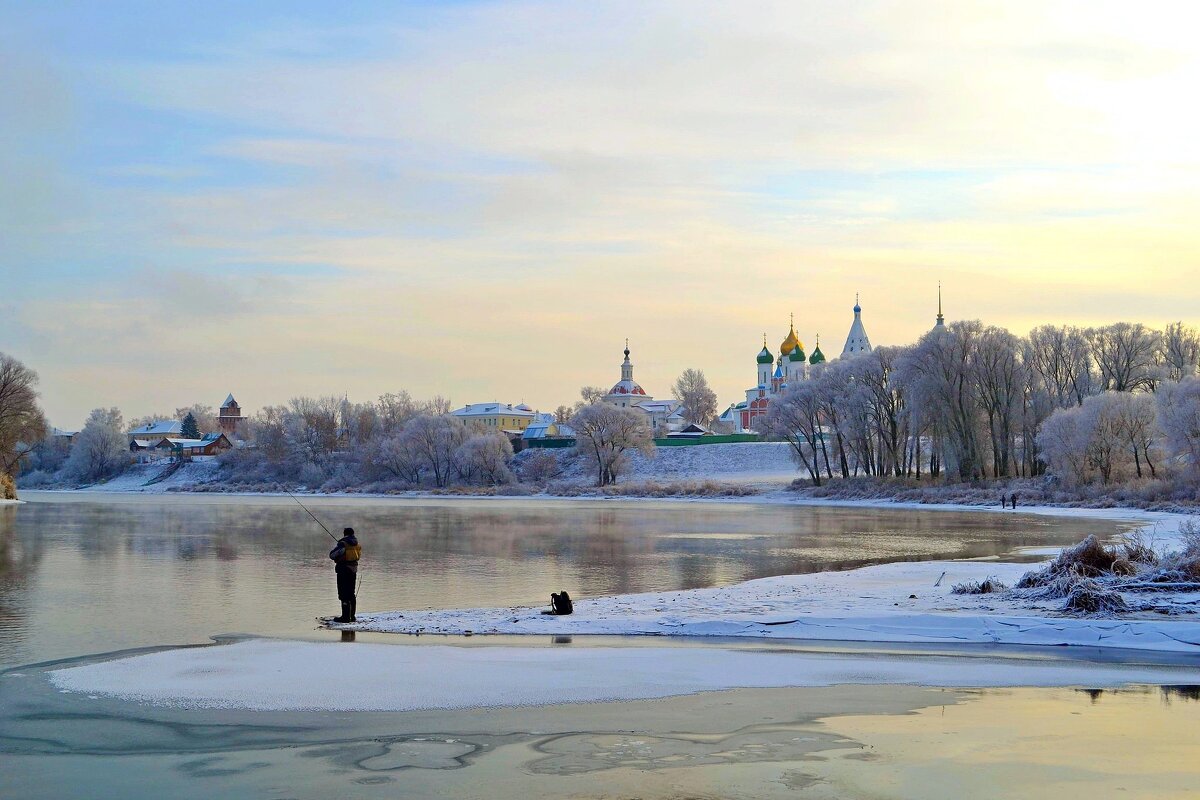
719 298 871 432
601 341 683 435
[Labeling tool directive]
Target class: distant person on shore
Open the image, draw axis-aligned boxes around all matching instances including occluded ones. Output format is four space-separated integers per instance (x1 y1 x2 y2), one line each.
329 527 361 623
1010 493 1019 509
1000 494 1008 509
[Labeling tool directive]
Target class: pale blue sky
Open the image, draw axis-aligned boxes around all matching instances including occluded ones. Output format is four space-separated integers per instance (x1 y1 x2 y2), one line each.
2 1 1198 426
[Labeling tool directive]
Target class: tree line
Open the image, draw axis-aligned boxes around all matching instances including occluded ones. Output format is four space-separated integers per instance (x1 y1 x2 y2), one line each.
758 321 1200 487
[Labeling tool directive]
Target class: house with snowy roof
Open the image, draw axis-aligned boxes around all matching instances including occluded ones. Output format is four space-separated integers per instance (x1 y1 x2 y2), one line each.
156 433 233 459
450 402 542 433
127 420 183 442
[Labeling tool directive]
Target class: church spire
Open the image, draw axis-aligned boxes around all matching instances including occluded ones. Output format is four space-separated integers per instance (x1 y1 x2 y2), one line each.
840 295 872 357
935 282 945 328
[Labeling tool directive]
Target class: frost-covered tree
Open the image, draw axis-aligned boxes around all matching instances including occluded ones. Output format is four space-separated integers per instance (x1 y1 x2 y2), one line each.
579 386 607 405
1161 322 1200 382
174 404 216 434
1155 377 1200 473
1078 392 1129 484
1108 391 1160 479
1037 404 1090 486
377 391 420 434
368 430 423 484
180 412 201 440
64 408 127 482
553 405 572 424
570 404 654 486
755 382 824 485
897 321 987 481
401 414 469 487
1087 323 1162 393
853 346 910 477
1040 392 1156 486
672 368 718 426
973 326 1026 477
0 352 47 478
1025 325 1095 408
455 433 515 485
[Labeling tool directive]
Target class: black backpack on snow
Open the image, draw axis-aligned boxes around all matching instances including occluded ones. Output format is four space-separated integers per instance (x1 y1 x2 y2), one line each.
550 590 573 615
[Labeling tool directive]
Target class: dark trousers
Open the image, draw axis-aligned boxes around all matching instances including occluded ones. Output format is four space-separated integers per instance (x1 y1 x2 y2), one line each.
336 566 357 602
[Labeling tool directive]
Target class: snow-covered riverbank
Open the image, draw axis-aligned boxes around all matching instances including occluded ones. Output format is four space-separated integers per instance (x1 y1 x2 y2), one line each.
336 508 1200 655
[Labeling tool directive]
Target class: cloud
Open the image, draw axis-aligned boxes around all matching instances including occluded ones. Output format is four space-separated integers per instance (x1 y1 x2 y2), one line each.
2 1 1199 425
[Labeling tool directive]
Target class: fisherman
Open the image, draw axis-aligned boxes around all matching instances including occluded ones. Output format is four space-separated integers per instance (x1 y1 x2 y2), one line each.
329 527 361 623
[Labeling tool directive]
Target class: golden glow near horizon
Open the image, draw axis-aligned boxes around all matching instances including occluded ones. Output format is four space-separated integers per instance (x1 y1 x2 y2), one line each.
2 2 1198 426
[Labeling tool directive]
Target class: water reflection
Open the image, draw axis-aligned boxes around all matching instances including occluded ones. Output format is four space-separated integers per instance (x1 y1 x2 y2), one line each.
2 672 1197 800
1079 685 1200 704
3 494 1129 667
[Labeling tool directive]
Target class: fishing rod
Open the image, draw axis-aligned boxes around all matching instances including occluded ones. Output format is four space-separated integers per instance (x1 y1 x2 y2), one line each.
286 489 339 542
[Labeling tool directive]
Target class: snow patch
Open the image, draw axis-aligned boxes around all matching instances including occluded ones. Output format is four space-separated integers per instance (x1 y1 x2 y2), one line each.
48 639 1198 712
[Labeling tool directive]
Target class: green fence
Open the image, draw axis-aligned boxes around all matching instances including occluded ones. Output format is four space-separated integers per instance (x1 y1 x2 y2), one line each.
654 434 761 446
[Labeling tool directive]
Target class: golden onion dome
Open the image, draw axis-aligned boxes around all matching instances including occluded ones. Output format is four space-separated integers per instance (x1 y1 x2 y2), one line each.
780 320 803 357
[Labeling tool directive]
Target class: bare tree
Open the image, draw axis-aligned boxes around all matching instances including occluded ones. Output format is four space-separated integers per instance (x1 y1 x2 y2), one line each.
1036 405 1090 486
973 326 1025 477
378 391 420 433
854 347 909 477
1109 391 1159 479
368 430 423 484
64 408 127 482
755 382 824 485
672 368 718 426
423 395 453 416
174 404 217 434
401 414 469 487
1161 322 1200 382
1025 325 1095 408
553 405 572 424
579 386 608 405
0 353 47 477
455 433 515 485
1155 377 1200 474
1087 323 1161 393
897 321 987 481
570 404 654 486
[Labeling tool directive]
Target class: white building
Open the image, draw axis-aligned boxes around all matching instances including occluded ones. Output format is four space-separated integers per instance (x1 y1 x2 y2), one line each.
600 341 682 436
127 420 183 442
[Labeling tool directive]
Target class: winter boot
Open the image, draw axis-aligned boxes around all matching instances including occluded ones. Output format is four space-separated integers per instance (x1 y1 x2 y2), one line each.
350 597 357 623
337 602 352 624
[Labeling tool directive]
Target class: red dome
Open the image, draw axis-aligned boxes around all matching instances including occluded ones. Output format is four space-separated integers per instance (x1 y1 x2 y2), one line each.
609 380 646 396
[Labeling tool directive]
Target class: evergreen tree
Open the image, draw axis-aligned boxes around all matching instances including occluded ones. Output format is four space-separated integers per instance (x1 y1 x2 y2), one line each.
181 412 201 440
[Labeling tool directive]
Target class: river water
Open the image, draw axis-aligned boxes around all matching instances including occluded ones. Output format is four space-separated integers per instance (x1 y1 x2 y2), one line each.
4 493 1197 800
0 492 1128 667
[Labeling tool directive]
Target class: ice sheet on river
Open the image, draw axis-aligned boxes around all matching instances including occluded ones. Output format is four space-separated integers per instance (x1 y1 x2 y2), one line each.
48 639 1200 712
344 557 1200 653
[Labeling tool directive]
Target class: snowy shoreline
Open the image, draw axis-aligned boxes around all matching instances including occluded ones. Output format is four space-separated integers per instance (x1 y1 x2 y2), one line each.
330 504 1200 655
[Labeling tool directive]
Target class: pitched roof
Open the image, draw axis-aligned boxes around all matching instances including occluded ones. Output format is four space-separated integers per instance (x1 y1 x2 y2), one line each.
129 420 183 436
223 393 238 407
451 402 538 418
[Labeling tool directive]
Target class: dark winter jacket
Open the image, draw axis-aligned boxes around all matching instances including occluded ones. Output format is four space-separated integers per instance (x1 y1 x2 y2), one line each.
329 534 361 572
